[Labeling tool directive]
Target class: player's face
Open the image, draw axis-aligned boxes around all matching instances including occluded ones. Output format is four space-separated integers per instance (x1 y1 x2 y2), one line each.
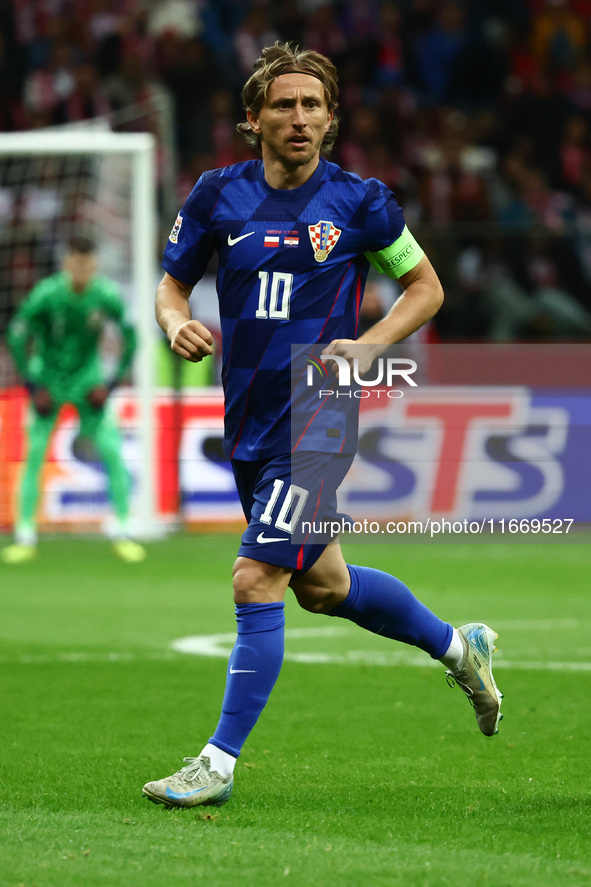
248 73 333 170
63 252 97 292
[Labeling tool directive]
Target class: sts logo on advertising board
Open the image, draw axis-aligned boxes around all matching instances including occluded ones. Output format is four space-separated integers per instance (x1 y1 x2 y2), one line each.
340 387 589 522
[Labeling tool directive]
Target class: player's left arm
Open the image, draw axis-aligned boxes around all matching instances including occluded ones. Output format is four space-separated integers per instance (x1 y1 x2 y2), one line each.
102 287 137 385
113 312 137 384
6 286 44 380
325 179 443 371
359 253 443 346
324 253 443 373
89 286 137 408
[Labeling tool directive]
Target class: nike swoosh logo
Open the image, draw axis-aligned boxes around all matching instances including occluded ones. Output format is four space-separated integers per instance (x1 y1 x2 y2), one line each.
228 231 255 246
230 666 257 674
165 785 207 799
256 532 288 544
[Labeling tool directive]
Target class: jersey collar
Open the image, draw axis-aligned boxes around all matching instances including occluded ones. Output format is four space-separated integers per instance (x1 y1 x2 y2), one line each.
257 157 326 201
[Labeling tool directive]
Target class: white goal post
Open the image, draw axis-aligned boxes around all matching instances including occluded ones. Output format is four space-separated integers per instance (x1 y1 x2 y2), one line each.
0 129 159 539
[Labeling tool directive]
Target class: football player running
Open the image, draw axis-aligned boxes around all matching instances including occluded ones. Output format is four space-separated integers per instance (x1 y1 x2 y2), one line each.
3 236 145 564
143 42 502 809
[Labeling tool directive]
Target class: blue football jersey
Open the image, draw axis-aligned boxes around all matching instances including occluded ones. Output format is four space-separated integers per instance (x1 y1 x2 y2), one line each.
162 157 407 460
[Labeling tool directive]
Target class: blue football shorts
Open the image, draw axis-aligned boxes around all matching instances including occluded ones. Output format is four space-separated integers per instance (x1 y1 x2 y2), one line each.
232 451 355 573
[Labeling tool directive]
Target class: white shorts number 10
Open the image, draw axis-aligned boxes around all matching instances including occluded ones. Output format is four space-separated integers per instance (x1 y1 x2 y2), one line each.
260 479 309 534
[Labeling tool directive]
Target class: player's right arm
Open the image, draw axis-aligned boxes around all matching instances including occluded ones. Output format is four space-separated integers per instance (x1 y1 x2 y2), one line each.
156 272 213 363
7 294 39 379
157 171 220 363
7 284 55 414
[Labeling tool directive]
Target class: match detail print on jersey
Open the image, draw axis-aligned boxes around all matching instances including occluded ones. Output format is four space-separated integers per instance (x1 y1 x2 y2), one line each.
365 225 424 279
308 220 342 263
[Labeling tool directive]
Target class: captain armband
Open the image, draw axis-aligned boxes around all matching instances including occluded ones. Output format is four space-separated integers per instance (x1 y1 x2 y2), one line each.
365 226 425 279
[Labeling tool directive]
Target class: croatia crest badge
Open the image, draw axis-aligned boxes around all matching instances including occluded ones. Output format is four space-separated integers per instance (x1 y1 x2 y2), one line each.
308 220 342 263
169 213 183 244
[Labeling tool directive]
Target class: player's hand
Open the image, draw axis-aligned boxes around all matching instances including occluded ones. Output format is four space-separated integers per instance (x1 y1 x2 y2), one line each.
170 319 214 363
323 339 383 378
87 384 109 410
32 388 54 416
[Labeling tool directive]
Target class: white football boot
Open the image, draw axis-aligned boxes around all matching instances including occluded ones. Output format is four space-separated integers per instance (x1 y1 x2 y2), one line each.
445 623 504 736
142 755 233 809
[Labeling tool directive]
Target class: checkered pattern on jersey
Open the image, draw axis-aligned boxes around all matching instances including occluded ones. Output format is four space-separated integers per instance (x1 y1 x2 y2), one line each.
162 158 406 460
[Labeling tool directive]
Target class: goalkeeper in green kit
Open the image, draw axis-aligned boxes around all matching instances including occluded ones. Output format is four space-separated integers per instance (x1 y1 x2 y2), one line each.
2 236 146 564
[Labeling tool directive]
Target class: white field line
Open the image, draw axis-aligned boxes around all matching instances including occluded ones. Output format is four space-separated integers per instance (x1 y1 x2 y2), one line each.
4 620 590 670
488 619 582 630
171 627 591 672
1 651 180 664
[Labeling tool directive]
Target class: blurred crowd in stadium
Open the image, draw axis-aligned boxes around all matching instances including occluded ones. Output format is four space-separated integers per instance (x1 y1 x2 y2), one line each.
2 0 591 341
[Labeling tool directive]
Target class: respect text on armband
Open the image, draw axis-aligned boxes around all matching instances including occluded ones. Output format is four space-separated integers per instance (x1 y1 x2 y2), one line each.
384 243 415 270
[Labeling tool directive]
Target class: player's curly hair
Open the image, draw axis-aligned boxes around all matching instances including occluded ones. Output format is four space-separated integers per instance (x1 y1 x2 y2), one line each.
237 42 340 156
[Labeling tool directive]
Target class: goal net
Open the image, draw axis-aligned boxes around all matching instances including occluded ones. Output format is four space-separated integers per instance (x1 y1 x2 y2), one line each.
0 129 158 539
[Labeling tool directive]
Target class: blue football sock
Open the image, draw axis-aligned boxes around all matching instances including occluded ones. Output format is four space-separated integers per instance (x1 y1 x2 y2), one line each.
329 565 452 659
210 602 285 758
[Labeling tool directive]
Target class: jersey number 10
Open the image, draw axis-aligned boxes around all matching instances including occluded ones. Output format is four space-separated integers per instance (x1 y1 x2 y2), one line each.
256 271 293 319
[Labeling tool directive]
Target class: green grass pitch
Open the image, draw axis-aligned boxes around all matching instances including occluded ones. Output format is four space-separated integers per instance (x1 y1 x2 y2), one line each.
1 535 590 887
